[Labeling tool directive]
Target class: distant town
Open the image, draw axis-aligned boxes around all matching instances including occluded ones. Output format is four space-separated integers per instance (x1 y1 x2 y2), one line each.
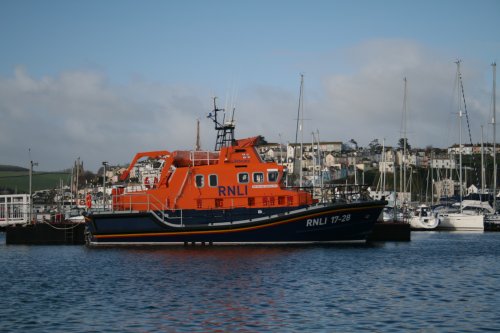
2 138 496 213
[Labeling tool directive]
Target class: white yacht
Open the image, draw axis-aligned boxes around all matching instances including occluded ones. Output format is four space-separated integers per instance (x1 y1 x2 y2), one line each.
409 204 439 230
436 210 484 231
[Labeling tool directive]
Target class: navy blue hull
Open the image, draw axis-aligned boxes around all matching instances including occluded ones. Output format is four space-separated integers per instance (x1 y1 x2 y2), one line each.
85 201 386 245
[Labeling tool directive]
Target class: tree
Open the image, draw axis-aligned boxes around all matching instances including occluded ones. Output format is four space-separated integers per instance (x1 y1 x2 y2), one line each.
342 139 358 153
349 139 358 150
398 138 411 151
368 139 383 154
83 171 96 185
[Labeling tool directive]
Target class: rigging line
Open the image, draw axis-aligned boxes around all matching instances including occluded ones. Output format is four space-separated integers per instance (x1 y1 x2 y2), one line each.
458 63 481 188
459 71 474 147
294 74 304 145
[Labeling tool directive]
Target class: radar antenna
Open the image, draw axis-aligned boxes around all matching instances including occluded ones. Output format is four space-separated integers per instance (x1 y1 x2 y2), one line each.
207 97 235 151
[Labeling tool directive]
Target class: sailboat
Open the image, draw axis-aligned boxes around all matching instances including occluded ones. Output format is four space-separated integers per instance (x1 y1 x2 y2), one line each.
408 204 439 230
396 77 439 230
436 61 484 231
484 62 500 230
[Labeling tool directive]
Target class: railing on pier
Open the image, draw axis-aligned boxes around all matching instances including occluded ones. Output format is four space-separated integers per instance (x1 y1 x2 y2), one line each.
0 194 30 226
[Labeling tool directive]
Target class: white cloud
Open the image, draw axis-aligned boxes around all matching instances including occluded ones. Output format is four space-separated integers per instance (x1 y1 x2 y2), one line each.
0 40 494 172
234 40 494 151
0 67 209 171
319 39 493 148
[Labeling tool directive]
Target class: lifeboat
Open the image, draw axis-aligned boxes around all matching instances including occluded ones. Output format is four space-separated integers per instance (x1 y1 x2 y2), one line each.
84 100 386 245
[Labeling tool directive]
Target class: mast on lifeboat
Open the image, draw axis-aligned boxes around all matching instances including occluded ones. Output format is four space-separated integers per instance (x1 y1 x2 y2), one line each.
207 97 236 151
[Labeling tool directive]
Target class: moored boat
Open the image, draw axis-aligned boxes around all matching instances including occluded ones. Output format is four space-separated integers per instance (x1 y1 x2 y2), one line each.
84 101 386 245
435 211 484 231
432 61 484 233
409 204 439 230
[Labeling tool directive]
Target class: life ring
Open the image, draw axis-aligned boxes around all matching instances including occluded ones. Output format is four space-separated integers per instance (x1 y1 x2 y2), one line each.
79 199 85 206
86 194 92 209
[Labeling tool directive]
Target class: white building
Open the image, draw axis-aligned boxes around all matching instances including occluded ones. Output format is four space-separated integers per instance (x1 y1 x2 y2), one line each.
379 161 395 173
431 158 456 169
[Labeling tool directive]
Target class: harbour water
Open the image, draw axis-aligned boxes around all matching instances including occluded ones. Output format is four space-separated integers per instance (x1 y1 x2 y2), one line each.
1 232 499 332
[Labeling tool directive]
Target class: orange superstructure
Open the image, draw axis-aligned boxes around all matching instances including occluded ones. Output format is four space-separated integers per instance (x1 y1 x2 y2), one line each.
113 135 313 212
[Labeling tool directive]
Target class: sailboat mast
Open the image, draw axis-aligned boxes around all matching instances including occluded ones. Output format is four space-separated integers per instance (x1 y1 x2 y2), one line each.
317 129 323 191
456 60 463 212
382 138 386 194
431 151 434 205
403 77 408 199
481 125 485 196
300 77 304 188
311 132 315 188
493 62 497 210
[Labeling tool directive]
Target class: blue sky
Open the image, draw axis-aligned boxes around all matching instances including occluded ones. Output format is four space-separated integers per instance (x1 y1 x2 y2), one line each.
0 0 499 171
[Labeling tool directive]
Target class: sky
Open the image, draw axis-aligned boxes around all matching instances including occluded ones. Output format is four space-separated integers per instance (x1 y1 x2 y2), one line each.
0 0 499 172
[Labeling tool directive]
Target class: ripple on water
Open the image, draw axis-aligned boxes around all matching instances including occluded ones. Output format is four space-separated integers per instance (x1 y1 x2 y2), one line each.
1 233 500 332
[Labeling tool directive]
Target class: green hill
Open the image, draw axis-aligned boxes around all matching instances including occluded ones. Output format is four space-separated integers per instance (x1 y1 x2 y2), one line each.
0 168 71 193
0 165 29 172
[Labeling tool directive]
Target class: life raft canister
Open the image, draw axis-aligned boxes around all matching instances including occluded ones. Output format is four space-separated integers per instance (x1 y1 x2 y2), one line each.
86 193 92 209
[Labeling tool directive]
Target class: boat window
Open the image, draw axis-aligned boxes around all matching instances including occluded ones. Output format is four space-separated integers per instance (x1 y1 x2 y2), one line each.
209 174 218 187
268 170 279 182
253 172 264 183
195 175 204 188
238 172 249 184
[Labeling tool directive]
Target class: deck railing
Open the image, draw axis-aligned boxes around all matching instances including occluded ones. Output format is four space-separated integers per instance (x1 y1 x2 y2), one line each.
102 183 377 227
110 192 184 226
286 184 373 203
189 151 220 166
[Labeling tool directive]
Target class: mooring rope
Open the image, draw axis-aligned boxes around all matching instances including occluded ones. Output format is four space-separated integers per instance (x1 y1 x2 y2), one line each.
37 218 84 230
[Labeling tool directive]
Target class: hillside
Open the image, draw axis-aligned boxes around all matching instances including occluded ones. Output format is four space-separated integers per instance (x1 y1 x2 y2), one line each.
0 165 29 172
0 168 71 193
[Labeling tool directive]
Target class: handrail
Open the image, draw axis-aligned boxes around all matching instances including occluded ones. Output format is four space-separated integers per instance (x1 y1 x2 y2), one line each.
109 192 184 226
106 183 377 228
190 150 219 166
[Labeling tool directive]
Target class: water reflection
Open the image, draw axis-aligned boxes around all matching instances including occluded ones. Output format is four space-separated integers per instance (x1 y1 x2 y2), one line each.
1 233 500 332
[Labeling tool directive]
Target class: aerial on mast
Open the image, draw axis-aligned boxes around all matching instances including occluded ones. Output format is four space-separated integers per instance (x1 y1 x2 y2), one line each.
207 97 236 151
